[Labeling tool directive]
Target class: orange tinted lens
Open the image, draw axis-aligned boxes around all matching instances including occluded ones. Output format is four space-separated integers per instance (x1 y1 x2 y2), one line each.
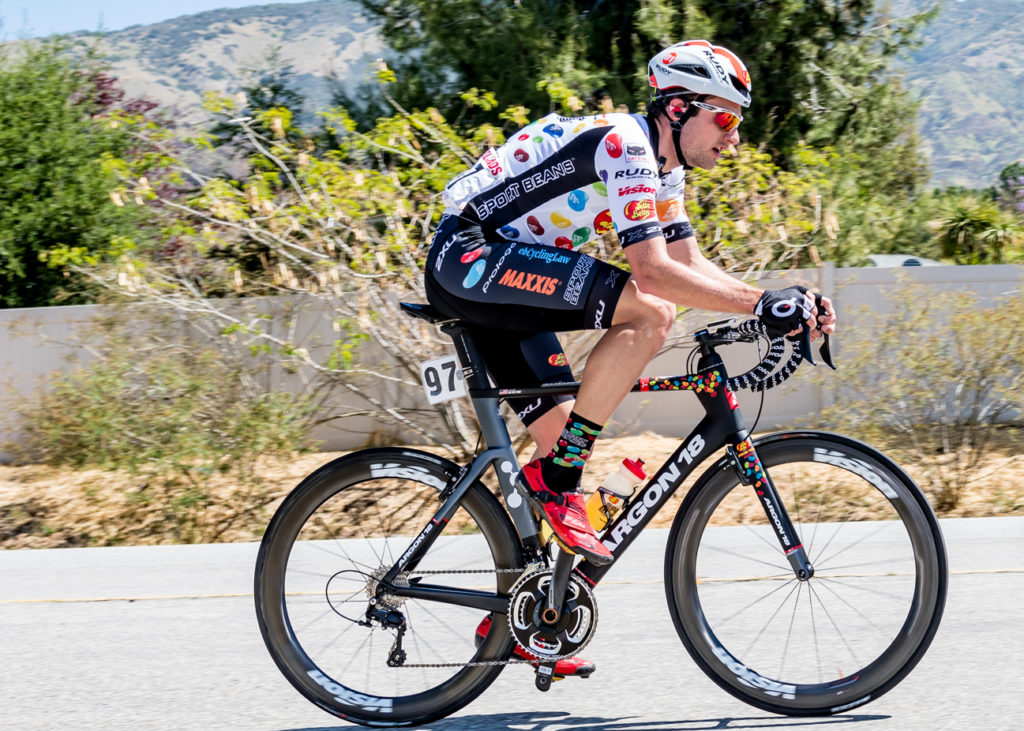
714 111 739 131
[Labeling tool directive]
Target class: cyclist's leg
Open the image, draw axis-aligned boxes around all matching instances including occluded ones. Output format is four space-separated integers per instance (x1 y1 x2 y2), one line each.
425 217 637 562
469 328 577 460
524 400 574 461
573 279 675 424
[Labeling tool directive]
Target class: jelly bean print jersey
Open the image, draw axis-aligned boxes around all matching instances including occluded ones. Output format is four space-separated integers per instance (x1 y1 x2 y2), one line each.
442 113 694 251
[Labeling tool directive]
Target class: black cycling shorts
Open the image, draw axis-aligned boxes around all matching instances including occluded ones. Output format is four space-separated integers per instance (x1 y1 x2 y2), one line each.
424 213 629 426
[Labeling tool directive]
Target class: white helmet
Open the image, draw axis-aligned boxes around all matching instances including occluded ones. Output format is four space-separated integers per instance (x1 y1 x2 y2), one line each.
648 39 752 108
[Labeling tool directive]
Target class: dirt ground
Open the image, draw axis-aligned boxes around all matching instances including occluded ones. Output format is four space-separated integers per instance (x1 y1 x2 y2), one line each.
1 431 1021 550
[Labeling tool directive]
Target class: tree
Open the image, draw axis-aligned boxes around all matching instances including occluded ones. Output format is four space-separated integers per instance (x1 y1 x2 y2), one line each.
935 195 1022 264
207 45 306 151
0 41 153 308
353 1 938 265
994 160 1024 215
356 2 935 154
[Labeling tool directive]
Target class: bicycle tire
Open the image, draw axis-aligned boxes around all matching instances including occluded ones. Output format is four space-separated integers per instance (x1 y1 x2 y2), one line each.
665 431 947 716
255 447 525 727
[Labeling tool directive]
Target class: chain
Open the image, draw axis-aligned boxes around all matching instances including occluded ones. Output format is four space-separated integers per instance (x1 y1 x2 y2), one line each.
393 658 534 668
387 565 539 669
405 568 525 575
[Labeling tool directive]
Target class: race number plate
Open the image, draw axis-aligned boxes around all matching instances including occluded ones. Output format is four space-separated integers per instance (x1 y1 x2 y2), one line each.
419 355 467 404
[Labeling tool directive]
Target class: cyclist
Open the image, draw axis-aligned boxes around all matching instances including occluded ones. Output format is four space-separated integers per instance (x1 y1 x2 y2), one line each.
425 40 836 676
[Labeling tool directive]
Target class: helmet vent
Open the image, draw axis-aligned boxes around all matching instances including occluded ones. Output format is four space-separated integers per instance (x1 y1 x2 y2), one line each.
670 64 711 79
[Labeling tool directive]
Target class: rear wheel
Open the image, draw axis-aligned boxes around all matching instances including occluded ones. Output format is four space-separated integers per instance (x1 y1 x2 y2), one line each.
255 448 525 727
665 432 947 715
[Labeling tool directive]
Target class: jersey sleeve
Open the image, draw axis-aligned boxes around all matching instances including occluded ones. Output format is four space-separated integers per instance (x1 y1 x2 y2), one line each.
593 119 663 249
656 168 695 243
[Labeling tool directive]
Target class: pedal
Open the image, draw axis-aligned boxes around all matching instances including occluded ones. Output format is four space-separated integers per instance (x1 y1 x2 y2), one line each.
534 662 556 692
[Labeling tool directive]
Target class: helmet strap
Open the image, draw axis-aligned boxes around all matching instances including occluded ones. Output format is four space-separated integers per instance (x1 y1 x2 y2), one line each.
645 98 667 173
649 92 704 172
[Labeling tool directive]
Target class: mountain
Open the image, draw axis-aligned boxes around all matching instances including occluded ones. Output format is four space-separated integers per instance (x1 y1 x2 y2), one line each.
55 0 384 125
895 0 1024 188
2 0 1021 189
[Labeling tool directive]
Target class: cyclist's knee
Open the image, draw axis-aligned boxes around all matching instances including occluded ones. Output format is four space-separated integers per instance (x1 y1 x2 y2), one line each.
612 282 675 344
631 291 675 345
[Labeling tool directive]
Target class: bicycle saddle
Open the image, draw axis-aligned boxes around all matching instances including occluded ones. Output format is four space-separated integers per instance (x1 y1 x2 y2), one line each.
400 301 453 324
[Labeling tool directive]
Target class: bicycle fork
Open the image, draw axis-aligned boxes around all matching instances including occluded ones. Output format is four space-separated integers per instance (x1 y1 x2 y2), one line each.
728 436 814 580
692 348 814 581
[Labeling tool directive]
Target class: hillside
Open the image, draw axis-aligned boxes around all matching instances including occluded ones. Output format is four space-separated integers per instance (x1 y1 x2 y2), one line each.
896 0 1024 188
2 0 1021 189
59 0 383 125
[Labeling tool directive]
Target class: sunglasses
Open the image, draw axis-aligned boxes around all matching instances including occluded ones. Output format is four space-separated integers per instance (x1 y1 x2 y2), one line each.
690 101 743 132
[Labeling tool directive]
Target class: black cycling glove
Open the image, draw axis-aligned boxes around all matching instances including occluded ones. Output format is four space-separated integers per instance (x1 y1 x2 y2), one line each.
755 286 814 338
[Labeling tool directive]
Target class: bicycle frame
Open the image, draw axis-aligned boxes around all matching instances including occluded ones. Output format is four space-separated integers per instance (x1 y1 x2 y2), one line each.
381 321 814 613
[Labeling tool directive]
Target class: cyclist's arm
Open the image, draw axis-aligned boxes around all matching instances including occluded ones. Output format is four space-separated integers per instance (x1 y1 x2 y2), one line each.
665 235 749 293
654 201 836 336
624 234 763 314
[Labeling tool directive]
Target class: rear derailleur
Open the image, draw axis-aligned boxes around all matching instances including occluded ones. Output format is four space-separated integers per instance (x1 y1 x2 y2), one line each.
359 606 408 667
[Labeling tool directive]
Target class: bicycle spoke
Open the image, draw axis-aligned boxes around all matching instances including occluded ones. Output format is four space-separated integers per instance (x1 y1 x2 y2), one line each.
815 575 891 635
740 520 792 560
815 575 911 603
813 522 900 570
733 579 800 656
715 576 798 630
808 579 822 684
779 582 804 678
700 542 790 574
806 581 862 672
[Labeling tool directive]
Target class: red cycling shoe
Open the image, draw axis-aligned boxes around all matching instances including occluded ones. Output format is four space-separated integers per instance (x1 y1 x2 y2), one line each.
474 616 595 678
515 460 613 566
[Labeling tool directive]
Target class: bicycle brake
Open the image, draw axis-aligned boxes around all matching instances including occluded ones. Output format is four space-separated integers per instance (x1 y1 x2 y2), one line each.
788 299 836 370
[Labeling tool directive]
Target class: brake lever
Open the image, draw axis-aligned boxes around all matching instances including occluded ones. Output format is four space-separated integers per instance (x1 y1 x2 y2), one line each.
789 326 816 366
813 293 837 370
787 320 836 371
818 332 836 370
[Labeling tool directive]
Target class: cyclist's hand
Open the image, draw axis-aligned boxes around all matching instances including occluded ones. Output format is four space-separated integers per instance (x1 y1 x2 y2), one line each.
814 295 837 341
755 286 816 338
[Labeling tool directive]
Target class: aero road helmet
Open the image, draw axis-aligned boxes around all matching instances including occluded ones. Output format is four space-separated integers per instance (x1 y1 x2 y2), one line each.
648 39 752 108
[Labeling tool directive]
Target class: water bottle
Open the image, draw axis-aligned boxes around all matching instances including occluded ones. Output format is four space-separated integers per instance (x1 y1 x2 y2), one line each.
585 458 647 533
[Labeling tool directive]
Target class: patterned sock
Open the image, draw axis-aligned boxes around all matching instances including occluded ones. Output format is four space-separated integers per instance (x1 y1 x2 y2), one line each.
539 411 603 494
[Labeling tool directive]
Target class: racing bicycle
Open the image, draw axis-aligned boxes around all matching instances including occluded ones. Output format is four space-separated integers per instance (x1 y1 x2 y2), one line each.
254 303 947 727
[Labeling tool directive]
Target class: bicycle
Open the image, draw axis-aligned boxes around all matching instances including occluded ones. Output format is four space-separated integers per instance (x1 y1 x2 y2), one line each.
254 303 947 727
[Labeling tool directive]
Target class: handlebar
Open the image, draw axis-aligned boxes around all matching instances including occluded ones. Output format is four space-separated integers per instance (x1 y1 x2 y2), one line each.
693 318 835 393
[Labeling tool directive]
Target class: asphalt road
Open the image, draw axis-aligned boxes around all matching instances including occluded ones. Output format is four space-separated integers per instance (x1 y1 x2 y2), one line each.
1 517 1021 731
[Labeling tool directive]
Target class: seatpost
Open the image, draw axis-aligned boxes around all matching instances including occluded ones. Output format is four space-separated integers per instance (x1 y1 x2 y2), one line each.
440 323 491 391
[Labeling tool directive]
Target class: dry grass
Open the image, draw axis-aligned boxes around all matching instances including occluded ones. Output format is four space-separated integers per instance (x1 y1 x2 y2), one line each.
2 430 1022 549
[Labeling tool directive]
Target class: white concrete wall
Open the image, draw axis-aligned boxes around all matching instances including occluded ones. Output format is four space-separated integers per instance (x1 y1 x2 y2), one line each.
2 264 1021 460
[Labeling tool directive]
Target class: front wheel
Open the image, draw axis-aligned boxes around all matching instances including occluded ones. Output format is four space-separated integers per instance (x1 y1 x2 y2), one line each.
255 447 525 727
665 431 947 716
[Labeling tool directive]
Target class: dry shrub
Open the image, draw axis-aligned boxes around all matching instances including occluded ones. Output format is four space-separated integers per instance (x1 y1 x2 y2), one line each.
7 310 316 543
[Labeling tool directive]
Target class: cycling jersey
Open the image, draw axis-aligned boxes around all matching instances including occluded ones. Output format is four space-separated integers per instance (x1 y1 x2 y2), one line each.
425 111 692 426
442 112 694 249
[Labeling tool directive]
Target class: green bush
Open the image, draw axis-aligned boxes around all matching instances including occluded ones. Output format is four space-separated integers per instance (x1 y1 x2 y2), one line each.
818 281 1024 511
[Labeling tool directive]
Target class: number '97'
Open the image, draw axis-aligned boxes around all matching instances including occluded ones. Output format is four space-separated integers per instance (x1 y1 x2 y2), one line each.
424 361 458 396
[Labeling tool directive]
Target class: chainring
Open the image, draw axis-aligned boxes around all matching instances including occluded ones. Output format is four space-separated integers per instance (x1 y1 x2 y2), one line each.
507 568 597 661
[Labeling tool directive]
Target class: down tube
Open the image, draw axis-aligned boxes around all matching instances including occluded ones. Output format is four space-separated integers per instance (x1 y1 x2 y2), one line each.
577 412 736 586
